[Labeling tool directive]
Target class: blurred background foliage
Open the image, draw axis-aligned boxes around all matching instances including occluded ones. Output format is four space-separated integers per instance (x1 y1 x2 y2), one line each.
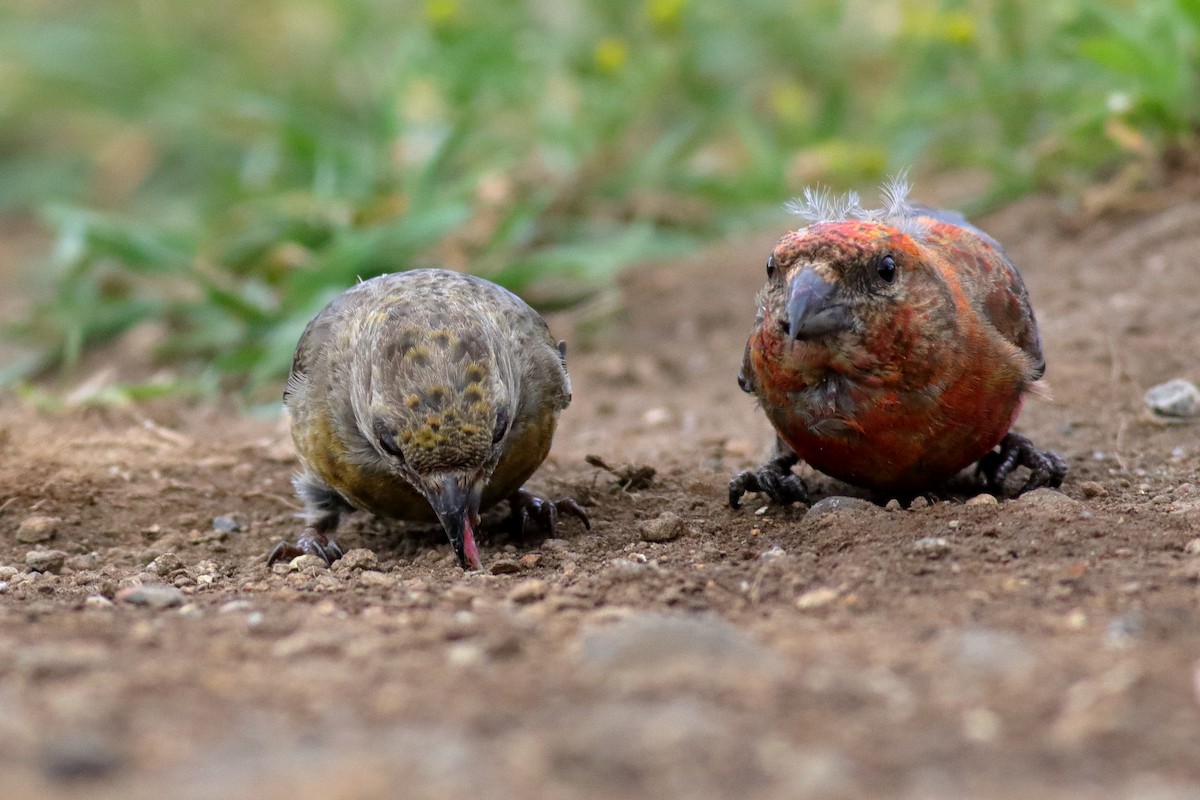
1 0 1197 398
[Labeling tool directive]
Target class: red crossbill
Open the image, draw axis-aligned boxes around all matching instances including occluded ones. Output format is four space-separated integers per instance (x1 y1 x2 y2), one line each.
267 269 588 571
730 178 1066 508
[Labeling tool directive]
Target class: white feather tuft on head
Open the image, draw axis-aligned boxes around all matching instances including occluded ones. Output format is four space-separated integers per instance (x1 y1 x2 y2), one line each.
786 171 924 236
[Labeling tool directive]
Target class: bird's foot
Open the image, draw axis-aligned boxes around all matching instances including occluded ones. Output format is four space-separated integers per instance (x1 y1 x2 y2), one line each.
729 458 808 509
509 489 591 538
976 432 1067 497
266 528 344 567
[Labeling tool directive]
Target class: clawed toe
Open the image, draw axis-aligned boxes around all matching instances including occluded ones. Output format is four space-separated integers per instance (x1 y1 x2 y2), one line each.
729 464 808 509
511 490 590 538
266 530 343 567
976 432 1067 497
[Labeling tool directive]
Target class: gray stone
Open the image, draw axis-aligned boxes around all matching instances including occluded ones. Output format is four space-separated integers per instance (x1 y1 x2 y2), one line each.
25 549 67 574
115 583 185 609
212 513 246 533
1017 488 1085 514
150 552 185 577
1144 378 1200 418
806 496 874 519
913 537 951 559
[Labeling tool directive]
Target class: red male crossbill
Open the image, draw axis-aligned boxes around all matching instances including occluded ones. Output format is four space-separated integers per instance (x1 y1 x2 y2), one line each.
730 178 1066 508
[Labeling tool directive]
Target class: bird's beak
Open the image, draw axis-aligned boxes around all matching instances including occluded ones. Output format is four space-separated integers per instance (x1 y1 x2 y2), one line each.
786 269 849 340
428 475 484 571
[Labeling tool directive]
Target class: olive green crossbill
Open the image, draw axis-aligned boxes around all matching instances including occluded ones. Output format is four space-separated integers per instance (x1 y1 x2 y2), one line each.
267 269 588 571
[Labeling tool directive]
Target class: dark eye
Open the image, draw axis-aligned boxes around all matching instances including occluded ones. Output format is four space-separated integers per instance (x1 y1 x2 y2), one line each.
766 254 777 278
492 408 510 444
877 254 897 284
374 420 405 462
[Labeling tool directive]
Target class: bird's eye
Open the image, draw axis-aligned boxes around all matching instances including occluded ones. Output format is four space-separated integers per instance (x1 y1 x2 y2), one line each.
492 408 510 444
877 254 897 284
376 425 405 462
374 419 404 462
766 254 777 278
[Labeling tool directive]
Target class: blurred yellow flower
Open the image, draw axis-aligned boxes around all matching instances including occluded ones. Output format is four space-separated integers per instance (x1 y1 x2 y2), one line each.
941 11 975 45
425 0 459 28
594 37 629 74
902 6 976 44
646 0 690 32
769 81 815 125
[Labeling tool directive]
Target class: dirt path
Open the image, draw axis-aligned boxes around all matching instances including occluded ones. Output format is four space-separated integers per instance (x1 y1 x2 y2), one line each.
1 187 1199 799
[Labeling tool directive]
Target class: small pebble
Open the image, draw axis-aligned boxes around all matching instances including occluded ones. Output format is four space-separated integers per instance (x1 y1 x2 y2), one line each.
16 515 60 544
211 514 246 533
357 570 394 588
219 600 254 614
84 595 114 608
884 499 903 511
490 558 521 575
508 579 548 604
909 496 930 510
1184 537 1200 556
1144 378 1200 418
25 550 68 574
642 407 672 427
913 537 951 559
759 546 787 562
116 584 185 609
65 553 100 571
1016 488 1084 514
1079 481 1108 498
965 493 999 506
289 554 329 571
796 586 840 610
806 496 873 519
150 553 185 577
640 511 688 543
518 553 542 569
337 549 378 571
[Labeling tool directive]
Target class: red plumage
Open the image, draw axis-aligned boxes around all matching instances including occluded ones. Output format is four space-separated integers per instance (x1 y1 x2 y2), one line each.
731 179 1066 507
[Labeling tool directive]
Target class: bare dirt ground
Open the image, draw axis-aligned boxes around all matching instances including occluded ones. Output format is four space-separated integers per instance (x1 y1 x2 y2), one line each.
2 184 1200 800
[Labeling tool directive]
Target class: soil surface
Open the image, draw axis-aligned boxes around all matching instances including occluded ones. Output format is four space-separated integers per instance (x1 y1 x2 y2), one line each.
2 185 1200 800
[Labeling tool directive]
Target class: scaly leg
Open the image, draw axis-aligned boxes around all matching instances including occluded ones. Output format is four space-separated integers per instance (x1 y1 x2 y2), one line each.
729 437 808 509
266 473 350 566
975 432 1067 497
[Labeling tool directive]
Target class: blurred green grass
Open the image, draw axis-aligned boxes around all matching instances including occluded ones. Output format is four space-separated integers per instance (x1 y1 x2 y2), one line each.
1 0 1197 396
